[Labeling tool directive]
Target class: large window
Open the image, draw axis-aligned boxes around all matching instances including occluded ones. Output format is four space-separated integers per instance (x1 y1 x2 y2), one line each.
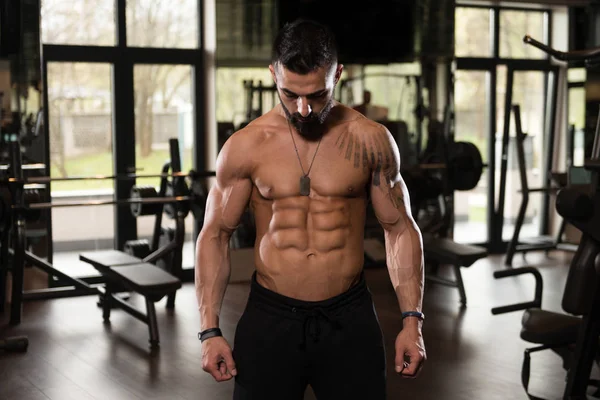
41 2 203 278
454 4 554 249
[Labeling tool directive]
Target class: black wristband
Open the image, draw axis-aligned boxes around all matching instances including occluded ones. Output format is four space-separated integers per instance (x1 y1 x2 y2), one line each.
198 328 223 342
401 311 425 321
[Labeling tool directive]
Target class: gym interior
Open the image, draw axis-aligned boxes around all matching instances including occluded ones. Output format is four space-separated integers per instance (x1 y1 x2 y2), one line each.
1 0 600 399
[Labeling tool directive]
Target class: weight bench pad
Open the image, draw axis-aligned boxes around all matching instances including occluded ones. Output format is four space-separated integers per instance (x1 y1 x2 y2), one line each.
80 250 142 268
79 250 181 296
520 308 581 345
423 234 488 267
102 263 181 296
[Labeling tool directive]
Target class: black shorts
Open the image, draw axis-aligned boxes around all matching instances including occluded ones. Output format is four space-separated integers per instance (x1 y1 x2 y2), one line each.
232 271 387 400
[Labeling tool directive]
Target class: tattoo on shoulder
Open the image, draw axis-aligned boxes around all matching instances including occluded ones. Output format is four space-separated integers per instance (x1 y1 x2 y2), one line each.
345 133 354 161
335 130 395 181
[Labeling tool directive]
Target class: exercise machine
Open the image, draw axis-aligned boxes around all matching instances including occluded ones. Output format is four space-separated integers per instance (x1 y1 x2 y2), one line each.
505 105 579 266
492 35 600 400
0 137 213 347
495 56 561 256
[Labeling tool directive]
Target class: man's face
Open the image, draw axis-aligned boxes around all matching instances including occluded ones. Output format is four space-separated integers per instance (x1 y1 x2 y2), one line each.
270 62 343 139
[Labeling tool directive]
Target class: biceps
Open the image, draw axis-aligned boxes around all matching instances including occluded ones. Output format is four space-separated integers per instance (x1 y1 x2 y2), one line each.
370 175 412 230
203 178 253 234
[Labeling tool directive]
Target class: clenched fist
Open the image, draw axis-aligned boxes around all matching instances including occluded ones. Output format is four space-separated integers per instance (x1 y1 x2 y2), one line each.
201 336 237 382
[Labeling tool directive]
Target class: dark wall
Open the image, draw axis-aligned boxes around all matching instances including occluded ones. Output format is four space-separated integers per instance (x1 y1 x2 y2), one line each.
277 0 417 65
0 0 21 57
0 0 40 85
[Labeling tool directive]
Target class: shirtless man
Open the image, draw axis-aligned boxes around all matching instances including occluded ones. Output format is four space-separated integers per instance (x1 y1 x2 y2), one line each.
196 19 426 399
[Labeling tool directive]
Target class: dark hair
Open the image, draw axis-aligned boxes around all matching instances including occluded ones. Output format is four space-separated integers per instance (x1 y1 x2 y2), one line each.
271 19 338 74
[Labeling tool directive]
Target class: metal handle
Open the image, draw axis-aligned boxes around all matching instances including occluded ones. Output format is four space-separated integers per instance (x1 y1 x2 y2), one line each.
491 266 543 315
524 35 600 62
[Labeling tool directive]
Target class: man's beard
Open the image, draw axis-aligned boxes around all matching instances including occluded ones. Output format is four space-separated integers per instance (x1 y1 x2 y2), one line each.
280 96 335 140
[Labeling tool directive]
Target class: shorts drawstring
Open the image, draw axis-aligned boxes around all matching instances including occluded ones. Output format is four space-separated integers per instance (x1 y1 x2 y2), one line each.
298 307 343 350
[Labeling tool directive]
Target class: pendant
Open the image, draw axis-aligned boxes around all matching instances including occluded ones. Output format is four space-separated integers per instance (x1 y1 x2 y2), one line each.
299 175 311 196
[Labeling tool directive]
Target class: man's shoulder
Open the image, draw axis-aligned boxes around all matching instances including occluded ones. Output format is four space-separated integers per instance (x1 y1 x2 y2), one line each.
217 115 277 177
224 119 268 152
344 112 391 139
335 104 383 129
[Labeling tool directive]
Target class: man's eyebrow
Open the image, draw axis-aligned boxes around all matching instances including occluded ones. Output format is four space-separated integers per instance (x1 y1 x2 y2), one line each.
281 88 328 97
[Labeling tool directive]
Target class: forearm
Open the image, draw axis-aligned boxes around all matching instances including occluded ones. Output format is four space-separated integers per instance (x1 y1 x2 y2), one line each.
384 222 424 327
195 230 232 331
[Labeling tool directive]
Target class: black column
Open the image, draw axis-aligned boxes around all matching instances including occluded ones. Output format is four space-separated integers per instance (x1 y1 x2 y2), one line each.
113 0 136 249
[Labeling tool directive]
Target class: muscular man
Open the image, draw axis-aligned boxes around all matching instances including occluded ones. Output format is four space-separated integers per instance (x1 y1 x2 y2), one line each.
196 19 426 400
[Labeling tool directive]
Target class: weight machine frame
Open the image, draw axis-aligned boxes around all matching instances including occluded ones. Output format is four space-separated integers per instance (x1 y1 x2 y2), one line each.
504 105 578 266
495 63 561 254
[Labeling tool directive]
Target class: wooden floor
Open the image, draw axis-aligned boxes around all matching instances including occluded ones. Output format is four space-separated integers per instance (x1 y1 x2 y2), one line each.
1 250 597 400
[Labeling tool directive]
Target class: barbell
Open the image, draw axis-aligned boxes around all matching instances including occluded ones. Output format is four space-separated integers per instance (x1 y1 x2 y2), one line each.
25 195 191 210
3 169 215 184
3 169 214 223
409 141 484 192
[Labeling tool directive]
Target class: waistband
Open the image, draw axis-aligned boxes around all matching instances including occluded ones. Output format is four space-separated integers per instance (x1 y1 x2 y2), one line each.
248 271 370 349
248 270 369 315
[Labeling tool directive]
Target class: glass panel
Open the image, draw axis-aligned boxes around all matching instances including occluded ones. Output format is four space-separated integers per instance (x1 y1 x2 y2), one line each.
127 0 199 48
47 62 114 277
455 7 492 58
502 71 547 241
133 65 194 267
569 88 586 166
499 10 547 59
568 69 586 165
41 0 115 46
569 87 586 130
568 68 586 82
454 70 489 243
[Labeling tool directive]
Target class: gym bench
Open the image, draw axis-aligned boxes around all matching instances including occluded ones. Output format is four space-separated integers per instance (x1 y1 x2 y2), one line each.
79 250 181 348
423 233 488 306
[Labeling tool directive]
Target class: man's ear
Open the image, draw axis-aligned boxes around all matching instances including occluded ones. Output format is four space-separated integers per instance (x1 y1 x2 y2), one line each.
334 63 344 84
269 64 277 84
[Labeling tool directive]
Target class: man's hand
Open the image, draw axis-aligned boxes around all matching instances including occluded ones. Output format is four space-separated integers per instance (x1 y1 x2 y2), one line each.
394 324 426 378
201 336 237 382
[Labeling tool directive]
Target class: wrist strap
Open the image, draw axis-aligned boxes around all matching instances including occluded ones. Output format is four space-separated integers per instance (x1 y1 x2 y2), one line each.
198 327 222 342
402 311 425 321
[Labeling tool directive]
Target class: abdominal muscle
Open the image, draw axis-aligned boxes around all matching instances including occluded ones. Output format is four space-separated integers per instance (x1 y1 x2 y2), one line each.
252 196 366 301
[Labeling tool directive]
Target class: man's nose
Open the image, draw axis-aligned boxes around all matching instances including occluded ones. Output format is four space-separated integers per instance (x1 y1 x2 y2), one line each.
297 97 312 117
